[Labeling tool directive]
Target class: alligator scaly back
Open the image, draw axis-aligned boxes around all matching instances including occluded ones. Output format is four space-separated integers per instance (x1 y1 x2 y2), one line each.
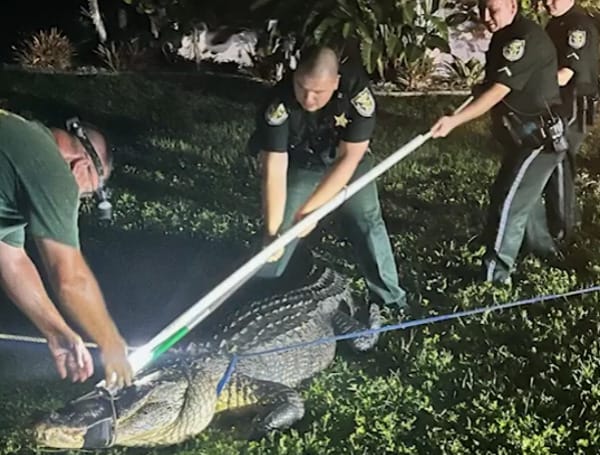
33 265 382 448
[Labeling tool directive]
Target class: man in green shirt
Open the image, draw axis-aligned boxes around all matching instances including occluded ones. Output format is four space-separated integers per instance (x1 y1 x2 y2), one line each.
431 0 565 284
0 109 132 388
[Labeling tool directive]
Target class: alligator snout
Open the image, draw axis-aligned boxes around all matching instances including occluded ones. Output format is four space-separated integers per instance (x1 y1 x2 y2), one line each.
34 422 86 449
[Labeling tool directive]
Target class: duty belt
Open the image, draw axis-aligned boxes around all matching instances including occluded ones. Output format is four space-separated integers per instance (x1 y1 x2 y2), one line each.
501 110 569 154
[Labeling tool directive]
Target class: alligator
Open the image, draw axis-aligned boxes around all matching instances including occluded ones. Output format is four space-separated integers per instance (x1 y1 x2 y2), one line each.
33 265 382 449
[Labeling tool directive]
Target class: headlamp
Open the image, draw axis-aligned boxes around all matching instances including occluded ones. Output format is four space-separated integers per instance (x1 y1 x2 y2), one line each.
65 117 113 221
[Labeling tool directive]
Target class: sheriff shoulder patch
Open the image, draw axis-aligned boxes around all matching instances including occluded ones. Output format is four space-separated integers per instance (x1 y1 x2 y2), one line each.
568 29 587 50
502 39 526 62
265 102 288 126
351 87 375 117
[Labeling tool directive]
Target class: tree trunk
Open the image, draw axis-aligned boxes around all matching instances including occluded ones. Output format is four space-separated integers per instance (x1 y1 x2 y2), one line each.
118 8 128 30
88 0 107 43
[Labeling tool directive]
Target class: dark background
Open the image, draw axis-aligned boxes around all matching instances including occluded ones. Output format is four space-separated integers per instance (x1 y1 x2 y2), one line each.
1 1 88 63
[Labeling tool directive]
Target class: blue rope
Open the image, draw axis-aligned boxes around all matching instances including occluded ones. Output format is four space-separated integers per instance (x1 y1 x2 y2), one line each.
215 284 600 395
216 354 238 395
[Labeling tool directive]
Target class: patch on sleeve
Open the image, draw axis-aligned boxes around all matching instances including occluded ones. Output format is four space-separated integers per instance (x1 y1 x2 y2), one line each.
568 29 587 50
264 102 289 126
502 39 525 62
350 87 375 117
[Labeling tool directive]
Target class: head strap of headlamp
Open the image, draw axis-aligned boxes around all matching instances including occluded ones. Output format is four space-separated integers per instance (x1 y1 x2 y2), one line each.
65 117 113 220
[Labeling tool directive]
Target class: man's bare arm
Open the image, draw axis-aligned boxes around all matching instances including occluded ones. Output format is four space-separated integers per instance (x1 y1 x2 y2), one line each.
296 140 368 217
557 67 575 87
0 241 77 342
260 151 288 236
35 237 132 387
0 240 94 381
431 83 511 138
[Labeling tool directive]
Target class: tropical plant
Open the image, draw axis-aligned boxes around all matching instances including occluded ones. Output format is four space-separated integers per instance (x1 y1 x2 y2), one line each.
395 54 438 90
95 39 149 72
443 56 484 89
121 0 262 38
303 0 450 80
121 0 188 38
580 0 600 15
443 0 479 28
519 0 550 23
13 28 76 71
247 20 301 81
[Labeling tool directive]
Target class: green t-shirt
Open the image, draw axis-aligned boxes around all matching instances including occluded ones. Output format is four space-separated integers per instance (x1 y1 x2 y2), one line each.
0 110 80 248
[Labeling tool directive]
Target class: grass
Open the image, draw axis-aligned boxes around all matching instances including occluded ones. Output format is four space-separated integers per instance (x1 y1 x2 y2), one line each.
1 69 600 454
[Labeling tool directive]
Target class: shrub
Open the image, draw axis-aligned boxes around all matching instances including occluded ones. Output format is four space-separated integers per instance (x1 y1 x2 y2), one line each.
443 56 485 90
95 39 150 72
15 27 75 70
395 55 438 91
303 0 449 80
246 20 300 82
13 28 76 71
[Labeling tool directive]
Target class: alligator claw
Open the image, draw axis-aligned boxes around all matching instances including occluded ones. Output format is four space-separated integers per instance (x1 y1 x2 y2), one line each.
351 303 382 352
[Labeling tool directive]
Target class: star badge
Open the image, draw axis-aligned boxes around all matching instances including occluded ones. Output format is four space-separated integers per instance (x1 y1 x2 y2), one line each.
334 113 349 128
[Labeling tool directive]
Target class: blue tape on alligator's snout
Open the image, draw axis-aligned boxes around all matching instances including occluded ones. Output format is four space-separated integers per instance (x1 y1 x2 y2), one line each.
83 417 115 449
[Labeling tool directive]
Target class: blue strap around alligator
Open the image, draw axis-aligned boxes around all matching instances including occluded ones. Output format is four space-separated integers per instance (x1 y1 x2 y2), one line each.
215 284 600 395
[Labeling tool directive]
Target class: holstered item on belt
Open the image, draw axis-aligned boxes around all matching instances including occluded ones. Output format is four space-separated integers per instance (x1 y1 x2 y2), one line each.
543 114 569 153
501 111 569 154
576 95 599 133
501 112 545 149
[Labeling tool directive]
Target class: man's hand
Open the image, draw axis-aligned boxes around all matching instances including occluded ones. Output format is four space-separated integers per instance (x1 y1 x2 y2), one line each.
46 329 94 382
430 115 460 138
294 211 317 238
431 83 510 139
100 337 133 389
0 242 95 383
263 232 284 262
35 238 134 389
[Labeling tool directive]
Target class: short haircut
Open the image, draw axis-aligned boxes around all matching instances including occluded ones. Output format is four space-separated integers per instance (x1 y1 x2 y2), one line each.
478 0 518 10
296 45 340 79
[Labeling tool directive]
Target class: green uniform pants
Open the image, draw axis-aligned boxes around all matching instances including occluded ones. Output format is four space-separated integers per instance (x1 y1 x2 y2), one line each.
483 143 565 284
257 154 406 307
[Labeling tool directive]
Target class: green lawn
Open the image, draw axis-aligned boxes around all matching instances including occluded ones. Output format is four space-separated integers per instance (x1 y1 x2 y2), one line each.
1 70 600 454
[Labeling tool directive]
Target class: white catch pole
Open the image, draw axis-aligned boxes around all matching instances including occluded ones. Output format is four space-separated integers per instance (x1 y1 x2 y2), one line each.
122 96 475 378
0 333 99 349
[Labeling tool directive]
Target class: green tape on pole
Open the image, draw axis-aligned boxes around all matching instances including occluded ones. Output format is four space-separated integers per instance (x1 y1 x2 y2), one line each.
151 327 189 361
